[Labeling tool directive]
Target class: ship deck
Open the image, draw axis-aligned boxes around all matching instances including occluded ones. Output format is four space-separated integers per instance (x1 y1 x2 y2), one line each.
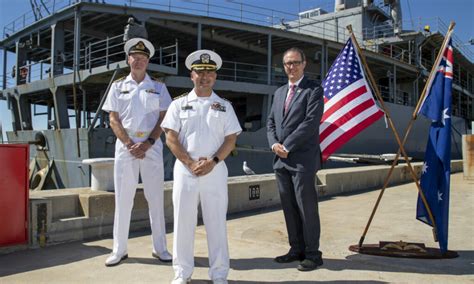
0 172 472 283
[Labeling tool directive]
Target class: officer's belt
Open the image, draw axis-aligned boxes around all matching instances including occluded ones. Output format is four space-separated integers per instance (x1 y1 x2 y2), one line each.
126 129 151 138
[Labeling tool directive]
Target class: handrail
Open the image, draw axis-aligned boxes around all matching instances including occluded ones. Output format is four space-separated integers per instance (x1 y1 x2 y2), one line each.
3 1 471 63
363 17 473 61
2 34 178 89
218 60 320 86
1 72 15 90
81 32 178 71
2 0 472 93
2 0 73 38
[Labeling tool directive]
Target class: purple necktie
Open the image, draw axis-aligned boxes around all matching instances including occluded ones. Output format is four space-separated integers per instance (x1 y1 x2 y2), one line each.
284 84 296 115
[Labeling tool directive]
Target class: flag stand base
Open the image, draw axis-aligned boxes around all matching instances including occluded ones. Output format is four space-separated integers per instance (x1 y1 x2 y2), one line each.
349 241 458 259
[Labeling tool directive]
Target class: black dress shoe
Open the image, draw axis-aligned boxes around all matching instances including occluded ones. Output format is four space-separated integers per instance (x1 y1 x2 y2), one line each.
297 258 323 271
274 252 305 263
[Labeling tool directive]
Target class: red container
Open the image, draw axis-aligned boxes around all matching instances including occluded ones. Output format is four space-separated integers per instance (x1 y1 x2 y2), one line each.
0 144 29 247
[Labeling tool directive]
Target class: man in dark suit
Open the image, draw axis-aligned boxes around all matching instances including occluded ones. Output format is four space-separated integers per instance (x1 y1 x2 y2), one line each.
267 47 324 271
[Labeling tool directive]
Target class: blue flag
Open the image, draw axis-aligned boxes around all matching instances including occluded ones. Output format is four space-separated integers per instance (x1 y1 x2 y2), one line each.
416 39 453 253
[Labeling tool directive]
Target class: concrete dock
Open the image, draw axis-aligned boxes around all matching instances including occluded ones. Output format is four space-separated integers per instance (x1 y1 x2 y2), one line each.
0 172 473 283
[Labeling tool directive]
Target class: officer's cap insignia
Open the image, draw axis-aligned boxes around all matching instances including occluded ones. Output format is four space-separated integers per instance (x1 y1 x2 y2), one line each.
136 41 145 50
201 53 210 64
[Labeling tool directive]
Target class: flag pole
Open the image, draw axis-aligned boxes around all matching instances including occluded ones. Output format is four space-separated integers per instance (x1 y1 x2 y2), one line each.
345 25 438 248
357 22 456 247
413 22 456 118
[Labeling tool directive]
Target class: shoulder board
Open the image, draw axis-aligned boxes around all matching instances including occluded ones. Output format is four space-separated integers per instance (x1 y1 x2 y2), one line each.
221 97 232 104
151 76 162 82
113 76 126 83
173 92 189 100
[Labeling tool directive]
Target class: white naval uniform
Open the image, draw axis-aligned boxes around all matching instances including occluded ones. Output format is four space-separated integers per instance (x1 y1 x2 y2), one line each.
102 73 172 256
161 90 242 280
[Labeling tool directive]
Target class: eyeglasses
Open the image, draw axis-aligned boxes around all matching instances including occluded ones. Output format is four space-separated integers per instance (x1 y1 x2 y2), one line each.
283 60 303 67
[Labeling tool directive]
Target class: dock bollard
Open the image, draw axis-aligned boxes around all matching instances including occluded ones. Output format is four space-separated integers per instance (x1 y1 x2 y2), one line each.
462 135 474 180
82 158 115 191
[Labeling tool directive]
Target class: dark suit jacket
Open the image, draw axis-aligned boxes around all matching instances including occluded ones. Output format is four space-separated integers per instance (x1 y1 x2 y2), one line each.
267 76 324 172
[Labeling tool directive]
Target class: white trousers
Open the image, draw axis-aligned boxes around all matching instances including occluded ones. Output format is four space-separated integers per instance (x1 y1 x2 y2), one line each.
172 160 229 280
112 142 168 255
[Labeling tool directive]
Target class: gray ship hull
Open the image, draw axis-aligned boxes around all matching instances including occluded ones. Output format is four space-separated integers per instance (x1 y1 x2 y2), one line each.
7 101 468 187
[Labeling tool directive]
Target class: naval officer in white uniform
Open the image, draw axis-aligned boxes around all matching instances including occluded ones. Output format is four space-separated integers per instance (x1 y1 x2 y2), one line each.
102 38 172 266
161 50 242 284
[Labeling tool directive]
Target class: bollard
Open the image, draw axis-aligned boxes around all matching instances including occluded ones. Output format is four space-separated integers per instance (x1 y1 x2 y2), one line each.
82 158 115 191
462 135 474 180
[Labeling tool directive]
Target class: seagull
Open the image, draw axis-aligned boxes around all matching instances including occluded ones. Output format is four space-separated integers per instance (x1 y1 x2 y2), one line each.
243 161 256 175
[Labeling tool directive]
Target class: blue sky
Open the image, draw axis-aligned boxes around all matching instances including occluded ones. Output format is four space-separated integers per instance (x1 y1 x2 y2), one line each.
1 0 473 139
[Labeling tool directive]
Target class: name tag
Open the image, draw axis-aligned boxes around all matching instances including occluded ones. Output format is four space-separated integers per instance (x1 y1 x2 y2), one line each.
181 105 193 110
146 89 160 95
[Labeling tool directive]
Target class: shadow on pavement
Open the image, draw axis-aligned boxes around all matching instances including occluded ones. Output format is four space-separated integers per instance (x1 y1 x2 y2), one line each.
0 241 110 277
343 250 474 275
192 280 385 284
124 256 173 266
215 251 473 276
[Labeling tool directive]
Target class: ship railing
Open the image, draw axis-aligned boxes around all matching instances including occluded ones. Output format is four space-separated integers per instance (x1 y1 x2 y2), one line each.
2 1 415 66
17 57 52 84
4 1 471 79
420 57 434 71
83 33 125 70
370 44 412 64
361 18 420 40
1 72 15 90
453 77 472 93
394 89 415 107
363 23 397 40
219 61 268 85
420 57 472 93
408 17 472 60
3 52 75 89
82 33 178 71
452 96 470 119
2 0 78 38
219 60 320 86
376 84 416 107
124 1 359 46
289 19 359 46
1 35 176 89
363 17 473 62
125 1 420 65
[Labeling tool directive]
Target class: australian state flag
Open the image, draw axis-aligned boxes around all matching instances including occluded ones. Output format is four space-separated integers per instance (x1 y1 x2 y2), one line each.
416 38 453 253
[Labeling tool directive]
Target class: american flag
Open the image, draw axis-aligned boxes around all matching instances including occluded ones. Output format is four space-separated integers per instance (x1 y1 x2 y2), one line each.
320 38 384 161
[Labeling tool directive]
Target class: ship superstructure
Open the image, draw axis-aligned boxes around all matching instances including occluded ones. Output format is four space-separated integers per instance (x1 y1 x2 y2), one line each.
1 0 472 188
